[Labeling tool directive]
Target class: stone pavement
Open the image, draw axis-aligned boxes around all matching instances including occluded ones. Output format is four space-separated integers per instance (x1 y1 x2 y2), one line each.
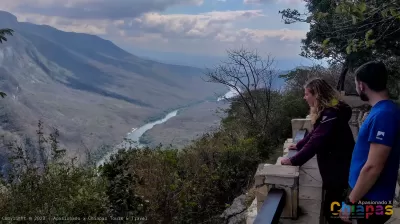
388 208 400 223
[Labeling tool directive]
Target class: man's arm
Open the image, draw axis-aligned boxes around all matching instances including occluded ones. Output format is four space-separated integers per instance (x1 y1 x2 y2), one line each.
290 110 337 166
349 143 391 202
349 111 398 202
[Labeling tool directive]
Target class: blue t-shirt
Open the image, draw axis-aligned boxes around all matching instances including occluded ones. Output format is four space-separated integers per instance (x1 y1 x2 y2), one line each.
349 100 400 201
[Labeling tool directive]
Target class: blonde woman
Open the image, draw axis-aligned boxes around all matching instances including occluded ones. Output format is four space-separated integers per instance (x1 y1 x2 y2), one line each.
281 78 355 224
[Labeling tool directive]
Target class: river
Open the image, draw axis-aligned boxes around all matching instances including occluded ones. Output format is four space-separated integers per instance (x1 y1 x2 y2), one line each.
96 87 238 167
96 110 179 166
217 86 239 101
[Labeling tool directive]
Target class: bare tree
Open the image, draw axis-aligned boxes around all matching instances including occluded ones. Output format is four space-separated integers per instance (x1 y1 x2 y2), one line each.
204 48 278 136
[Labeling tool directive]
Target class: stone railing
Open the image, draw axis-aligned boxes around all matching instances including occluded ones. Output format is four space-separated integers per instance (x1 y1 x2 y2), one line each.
244 94 400 223
246 105 378 224
247 116 324 224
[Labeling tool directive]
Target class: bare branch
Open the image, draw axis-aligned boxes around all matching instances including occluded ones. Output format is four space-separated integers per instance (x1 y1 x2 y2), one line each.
204 48 277 134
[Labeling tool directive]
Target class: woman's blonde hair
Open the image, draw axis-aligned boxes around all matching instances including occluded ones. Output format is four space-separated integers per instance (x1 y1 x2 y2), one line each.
304 78 341 124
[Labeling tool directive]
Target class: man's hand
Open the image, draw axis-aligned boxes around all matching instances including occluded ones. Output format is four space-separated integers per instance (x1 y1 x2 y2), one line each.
339 206 352 223
281 158 292 165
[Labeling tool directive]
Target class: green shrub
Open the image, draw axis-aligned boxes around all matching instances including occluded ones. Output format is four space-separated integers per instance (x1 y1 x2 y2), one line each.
0 123 108 223
0 165 108 222
99 131 262 224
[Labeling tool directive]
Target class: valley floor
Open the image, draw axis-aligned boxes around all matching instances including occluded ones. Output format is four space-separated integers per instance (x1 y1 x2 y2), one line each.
141 100 230 149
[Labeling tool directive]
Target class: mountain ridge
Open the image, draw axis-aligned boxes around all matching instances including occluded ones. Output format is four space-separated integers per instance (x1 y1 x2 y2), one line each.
0 10 226 164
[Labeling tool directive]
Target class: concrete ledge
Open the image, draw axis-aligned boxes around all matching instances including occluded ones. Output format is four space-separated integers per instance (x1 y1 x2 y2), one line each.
283 139 294 154
255 164 299 179
276 157 284 165
283 143 293 152
255 164 272 186
291 118 312 139
283 148 289 154
254 164 300 219
250 115 325 224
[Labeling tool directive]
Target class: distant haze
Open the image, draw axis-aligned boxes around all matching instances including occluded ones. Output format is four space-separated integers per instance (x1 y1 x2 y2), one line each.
121 46 315 70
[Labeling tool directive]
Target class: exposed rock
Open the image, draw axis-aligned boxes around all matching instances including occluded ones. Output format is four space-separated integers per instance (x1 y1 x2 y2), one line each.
221 194 248 224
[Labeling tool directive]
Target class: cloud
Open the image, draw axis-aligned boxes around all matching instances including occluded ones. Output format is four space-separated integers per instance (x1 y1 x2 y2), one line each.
117 12 306 58
243 0 303 5
243 0 263 3
116 11 305 42
121 10 265 40
1 0 308 59
237 28 306 42
111 11 306 58
12 9 306 58
1 0 204 20
117 31 304 58
15 13 110 35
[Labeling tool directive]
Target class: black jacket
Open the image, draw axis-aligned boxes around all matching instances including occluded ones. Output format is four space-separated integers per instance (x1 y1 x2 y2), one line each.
290 101 355 189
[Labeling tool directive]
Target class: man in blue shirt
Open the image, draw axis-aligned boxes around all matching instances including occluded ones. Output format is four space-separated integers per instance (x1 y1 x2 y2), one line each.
340 61 400 224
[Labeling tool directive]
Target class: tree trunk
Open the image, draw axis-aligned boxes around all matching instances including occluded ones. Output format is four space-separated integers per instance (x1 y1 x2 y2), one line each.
337 60 349 92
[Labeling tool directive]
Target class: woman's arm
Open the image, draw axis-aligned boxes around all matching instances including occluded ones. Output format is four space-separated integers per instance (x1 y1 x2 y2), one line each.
295 129 313 150
290 110 338 166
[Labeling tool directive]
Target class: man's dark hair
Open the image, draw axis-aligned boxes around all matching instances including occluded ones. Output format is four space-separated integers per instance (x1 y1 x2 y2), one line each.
354 61 388 92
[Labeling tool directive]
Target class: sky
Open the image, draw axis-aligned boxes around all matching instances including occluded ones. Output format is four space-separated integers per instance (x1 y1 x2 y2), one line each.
0 0 317 69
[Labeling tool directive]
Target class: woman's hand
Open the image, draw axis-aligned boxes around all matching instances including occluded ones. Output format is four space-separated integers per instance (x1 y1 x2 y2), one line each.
281 158 292 165
288 144 297 150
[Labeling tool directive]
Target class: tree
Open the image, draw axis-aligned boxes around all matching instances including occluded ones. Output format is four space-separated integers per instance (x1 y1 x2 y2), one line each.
204 48 278 137
0 28 14 98
279 0 400 93
280 63 356 94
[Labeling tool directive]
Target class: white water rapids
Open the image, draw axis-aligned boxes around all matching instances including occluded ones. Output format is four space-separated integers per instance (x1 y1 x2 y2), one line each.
96 110 179 166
